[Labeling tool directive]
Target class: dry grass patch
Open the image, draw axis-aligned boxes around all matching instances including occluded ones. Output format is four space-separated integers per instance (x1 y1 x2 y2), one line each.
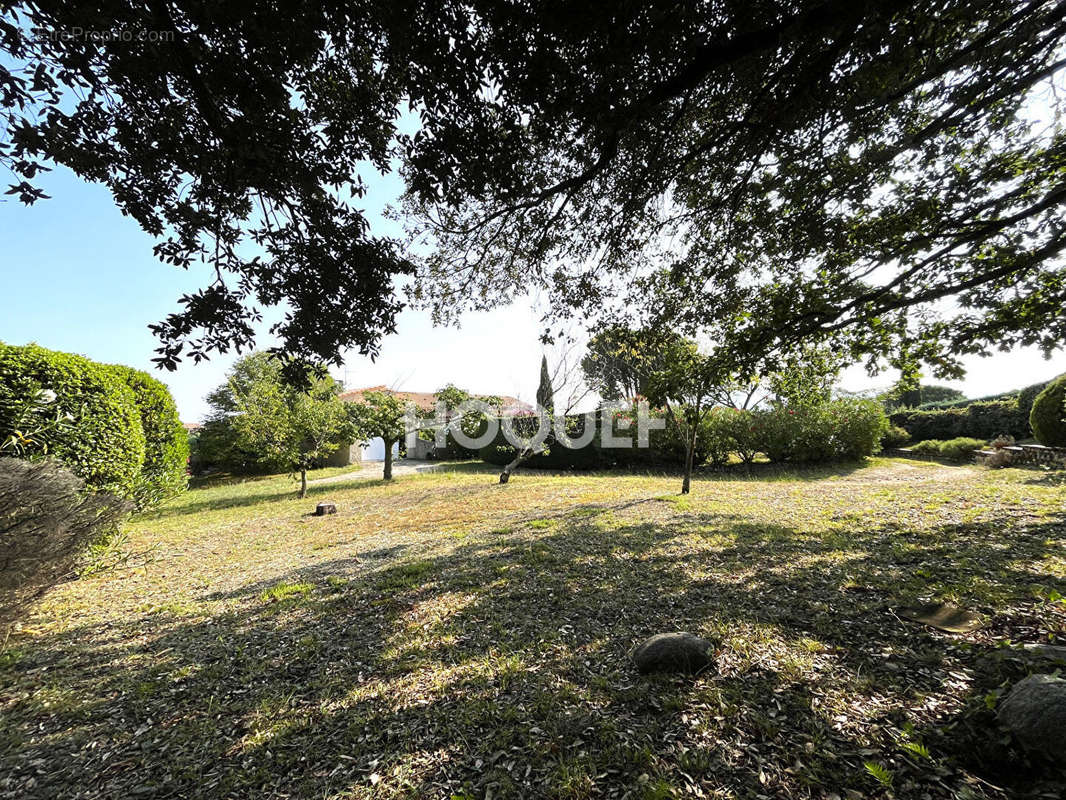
1 459 1064 799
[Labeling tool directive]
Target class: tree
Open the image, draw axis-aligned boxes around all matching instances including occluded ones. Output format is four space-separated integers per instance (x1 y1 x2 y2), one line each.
498 345 591 484
347 391 408 481
581 325 660 401
885 384 967 410
6 5 1066 377
227 356 352 496
642 336 721 495
536 355 555 414
429 384 502 457
195 353 287 474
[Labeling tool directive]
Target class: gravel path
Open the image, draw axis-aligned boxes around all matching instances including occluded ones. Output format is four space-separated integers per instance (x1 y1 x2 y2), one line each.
306 459 442 484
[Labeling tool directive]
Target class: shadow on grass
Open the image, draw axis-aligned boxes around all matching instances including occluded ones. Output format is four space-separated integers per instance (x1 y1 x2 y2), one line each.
3 493 1065 799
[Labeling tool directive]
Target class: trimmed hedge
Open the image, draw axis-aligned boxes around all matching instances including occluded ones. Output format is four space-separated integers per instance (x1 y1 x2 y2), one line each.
479 414 606 470
0 344 187 507
106 365 189 508
890 399 1029 442
477 397 888 471
1030 374 1066 446
0 343 145 497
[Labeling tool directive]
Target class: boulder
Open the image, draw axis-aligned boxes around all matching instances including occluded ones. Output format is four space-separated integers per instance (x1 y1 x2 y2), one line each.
631 632 715 675
997 673 1066 763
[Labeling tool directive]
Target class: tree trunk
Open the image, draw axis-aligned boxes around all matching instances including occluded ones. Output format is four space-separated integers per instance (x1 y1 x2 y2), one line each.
299 468 307 498
383 440 394 480
499 445 539 484
681 427 697 494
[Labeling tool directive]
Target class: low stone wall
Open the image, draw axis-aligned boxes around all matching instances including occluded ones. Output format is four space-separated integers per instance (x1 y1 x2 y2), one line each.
976 444 1066 469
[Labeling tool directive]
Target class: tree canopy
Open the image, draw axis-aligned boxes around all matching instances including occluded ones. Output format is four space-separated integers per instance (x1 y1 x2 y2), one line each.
223 354 352 495
5 3 1066 375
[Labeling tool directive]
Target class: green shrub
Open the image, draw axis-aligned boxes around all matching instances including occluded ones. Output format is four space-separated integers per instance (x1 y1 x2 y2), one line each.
0 458 129 637
938 437 985 461
755 398 887 463
909 439 943 454
1030 374 1066 446
833 397 891 459
890 399 1028 441
722 407 760 465
106 365 188 508
479 414 605 470
881 425 911 448
0 343 145 498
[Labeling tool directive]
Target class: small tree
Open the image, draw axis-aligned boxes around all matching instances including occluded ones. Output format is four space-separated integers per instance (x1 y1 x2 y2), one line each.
430 385 502 458
536 355 555 414
644 337 722 495
230 362 352 497
498 346 591 484
348 391 409 480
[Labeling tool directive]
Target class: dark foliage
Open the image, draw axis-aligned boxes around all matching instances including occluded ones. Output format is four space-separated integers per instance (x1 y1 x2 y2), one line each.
0 458 128 637
5 4 1066 375
1030 374 1066 446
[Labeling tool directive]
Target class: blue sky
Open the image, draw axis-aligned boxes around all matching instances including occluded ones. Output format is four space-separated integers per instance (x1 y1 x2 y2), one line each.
0 163 549 420
1 163 1062 421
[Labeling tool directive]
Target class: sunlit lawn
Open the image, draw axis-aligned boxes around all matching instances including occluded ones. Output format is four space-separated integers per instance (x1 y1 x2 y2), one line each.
2 459 1065 799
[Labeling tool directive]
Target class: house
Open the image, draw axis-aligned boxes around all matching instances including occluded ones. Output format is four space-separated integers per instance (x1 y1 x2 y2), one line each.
329 385 531 465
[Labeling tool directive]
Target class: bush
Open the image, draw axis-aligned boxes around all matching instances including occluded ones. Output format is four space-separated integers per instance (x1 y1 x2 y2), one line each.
479 414 605 470
0 343 145 498
106 365 188 508
909 439 943 454
0 458 129 637
1030 374 1066 446
908 438 984 460
938 437 986 461
881 425 911 448
755 398 887 463
832 397 890 460
890 399 1028 442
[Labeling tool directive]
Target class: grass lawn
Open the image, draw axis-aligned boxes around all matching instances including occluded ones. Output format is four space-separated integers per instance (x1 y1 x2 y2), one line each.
2 459 1065 799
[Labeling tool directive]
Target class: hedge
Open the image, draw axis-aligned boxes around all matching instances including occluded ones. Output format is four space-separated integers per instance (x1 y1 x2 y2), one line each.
479 414 606 470
0 343 145 497
106 364 189 508
477 398 888 471
0 344 187 507
1030 374 1066 446
890 399 1029 442
916 379 1049 414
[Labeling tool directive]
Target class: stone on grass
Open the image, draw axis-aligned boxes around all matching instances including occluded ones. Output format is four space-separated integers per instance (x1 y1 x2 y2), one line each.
898 602 983 634
632 632 715 675
997 673 1066 764
315 502 337 516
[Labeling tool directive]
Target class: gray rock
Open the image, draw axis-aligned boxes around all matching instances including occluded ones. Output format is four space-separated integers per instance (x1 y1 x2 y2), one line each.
997 674 1066 763
631 632 715 675
1020 643 1066 663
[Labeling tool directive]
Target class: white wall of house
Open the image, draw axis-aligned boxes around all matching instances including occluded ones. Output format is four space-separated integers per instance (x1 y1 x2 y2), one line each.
361 437 399 462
